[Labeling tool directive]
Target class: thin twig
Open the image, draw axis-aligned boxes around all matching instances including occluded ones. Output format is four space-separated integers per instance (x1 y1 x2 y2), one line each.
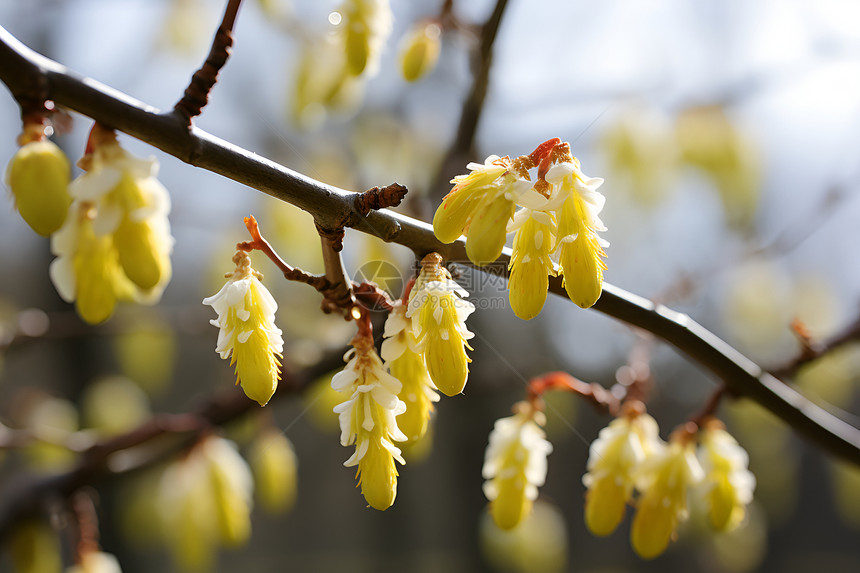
527 371 620 416
238 215 328 290
2 27 860 465
770 312 860 379
428 0 510 200
173 0 244 124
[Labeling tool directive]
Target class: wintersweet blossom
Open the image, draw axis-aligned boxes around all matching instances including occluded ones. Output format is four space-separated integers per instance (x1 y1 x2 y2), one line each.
630 426 704 559
698 420 756 531
582 403 661 537
6 128 71 236
399 21 441 82
507 209 557 320
49 201 130 325
545 160 608 309
199 436 254 547
407 253 475 396
381 300 439 444
69 137 173 293
482 401 553 530
332 328 407 510
203 250 284 406
433 155 531 265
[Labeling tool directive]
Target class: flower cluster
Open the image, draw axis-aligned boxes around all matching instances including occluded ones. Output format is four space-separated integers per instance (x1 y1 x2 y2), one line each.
481 401 553 530
49 129 173 324
332 324 408 510
433 140 608 318
583 407 755 559
406 253 476 396
203 250 284 406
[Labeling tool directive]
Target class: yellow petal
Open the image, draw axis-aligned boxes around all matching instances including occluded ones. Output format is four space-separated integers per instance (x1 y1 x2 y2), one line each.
559 233 605 309
113 217 171 290
358 438 399 511
433 186 484 243
630 497 676 559
400 23 440 82
466 194 515 265
584 476 628 537
508 258 549 320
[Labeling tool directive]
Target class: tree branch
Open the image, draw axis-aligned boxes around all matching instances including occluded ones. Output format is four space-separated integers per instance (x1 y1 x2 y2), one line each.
2 26 860 465
429 0 510 199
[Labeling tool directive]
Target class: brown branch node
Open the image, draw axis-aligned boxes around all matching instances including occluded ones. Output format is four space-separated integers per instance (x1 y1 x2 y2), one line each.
353 183 408 217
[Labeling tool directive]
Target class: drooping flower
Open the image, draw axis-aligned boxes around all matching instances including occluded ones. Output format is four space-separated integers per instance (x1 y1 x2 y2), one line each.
433 155 530 265
399 21 441 82
48 128 174 323
203 250 284 406
698 419 755 531
482 401 553 530
199 435 254 547
49 201 131 325
407 253 475 396
630 425 704 559
332 323 407 510
249 427 299 514
69 133 173 294
381 300 439 444
546 160 608 309
5 124 71 236
341 0 393 77
582 402 661 537
507 209 557 320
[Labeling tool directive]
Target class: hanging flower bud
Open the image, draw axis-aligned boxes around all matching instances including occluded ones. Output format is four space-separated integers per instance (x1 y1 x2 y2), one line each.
399 21 441 82
507 209 557 320
203 250 284 406
6 124 71 236
381 300 439 444
582 402 661 537
630 424 704 559
249 427 299 514
482 401 553 530
546 159 608 309
407 253 475 396
332 320 407 510
698 419 756 531
199 436 254 547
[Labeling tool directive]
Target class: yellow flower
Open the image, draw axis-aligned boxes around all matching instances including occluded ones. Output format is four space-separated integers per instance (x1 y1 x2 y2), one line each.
199 436 254 547
546 161 608 309
381 300 439 444
249 427 299 514
482 402 553 530
433 155 530 265
332 329 407 510
407 254 475 396
70 138 173 294
582 404 661 537
5 138 71 236
507 209 557 320
399 21 441 82
203 250 284 406
49 202 128 325
698 420 755 531
630 427 704 559
341 0 393 77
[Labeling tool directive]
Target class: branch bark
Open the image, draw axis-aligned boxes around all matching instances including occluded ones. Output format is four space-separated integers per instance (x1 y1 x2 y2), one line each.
2 26 860 465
